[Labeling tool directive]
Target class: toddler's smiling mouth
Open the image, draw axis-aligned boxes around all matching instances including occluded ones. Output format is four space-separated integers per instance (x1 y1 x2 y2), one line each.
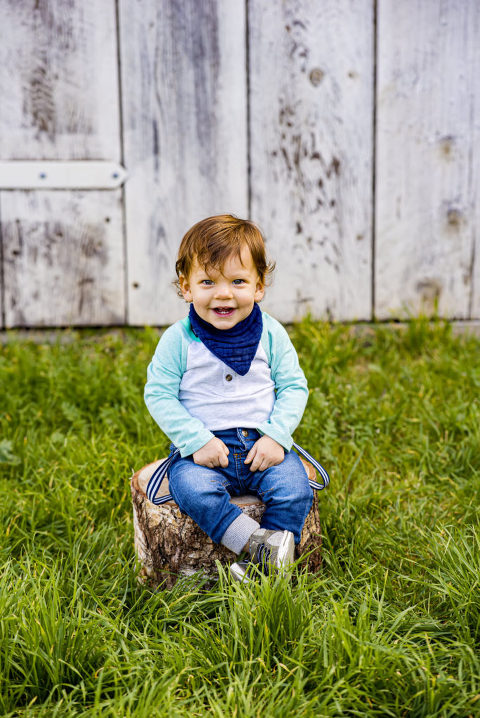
212 307 235 316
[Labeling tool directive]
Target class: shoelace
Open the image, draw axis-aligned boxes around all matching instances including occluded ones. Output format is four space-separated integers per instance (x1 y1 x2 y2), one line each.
256 544 272 572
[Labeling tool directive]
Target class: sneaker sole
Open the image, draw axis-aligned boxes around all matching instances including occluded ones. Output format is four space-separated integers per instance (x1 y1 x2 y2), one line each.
230 562 252 583
275 530 295 569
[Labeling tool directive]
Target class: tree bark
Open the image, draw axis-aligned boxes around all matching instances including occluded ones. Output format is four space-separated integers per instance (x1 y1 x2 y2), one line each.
131 457 322 588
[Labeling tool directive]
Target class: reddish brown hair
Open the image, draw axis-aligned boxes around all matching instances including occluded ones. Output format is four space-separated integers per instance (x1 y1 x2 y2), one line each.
174 214 275 295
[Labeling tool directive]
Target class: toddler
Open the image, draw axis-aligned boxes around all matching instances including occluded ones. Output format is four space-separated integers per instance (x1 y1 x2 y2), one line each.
144 214 315 581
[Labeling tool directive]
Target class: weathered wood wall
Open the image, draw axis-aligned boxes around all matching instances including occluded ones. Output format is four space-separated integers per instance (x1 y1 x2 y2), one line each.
0 0 478 327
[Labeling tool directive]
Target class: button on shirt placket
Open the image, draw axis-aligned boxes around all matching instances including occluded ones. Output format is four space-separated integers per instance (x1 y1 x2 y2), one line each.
223 368 236 386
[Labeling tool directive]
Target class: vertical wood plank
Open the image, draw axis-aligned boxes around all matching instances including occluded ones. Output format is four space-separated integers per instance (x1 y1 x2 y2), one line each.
375 0 480 320
0 0 125 327
119 0 248 326
249 0 374 323
467 13 480 319
0 196 4 328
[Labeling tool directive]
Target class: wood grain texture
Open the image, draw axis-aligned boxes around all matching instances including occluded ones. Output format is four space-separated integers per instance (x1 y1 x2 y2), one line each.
0 0 120 160
0 228 3 328
3 191 125 327
249 0 374 322
0 0 124 327
0 193 4 328
119 0 248 326
375 0 480 320
131 457 322 588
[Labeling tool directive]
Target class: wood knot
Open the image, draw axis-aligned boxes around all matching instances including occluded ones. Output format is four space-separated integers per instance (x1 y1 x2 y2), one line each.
439 135 455 158
416 279 442 313
446 207 462 228
309 68 324 86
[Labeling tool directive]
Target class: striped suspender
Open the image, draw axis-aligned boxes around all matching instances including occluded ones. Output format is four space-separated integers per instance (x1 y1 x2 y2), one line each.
292 442 330 490
146 444 329 506
146 450 180 505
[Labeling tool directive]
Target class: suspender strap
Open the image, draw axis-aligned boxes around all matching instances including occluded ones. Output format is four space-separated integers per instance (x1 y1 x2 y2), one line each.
292 442 330 490
146 443 329 506
146 449 180 505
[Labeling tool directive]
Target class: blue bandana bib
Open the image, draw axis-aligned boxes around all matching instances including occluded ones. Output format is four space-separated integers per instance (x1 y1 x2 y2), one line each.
188 303 263 376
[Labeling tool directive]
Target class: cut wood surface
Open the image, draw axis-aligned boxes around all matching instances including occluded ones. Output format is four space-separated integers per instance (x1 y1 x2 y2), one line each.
131 457 322 588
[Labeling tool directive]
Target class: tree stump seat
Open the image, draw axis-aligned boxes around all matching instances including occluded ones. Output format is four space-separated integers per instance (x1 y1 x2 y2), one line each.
131 457 322 588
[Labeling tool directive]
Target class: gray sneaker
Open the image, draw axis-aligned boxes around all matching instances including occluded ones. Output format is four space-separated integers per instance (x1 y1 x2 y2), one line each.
230 528 295 582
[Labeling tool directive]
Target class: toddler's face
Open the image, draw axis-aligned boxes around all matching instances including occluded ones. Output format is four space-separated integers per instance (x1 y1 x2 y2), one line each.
179 246 265 329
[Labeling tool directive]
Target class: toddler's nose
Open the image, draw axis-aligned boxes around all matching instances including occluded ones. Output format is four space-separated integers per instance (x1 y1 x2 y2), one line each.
214 282 233 299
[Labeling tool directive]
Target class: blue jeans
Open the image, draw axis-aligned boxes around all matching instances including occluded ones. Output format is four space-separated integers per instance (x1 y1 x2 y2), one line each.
167 428 314 545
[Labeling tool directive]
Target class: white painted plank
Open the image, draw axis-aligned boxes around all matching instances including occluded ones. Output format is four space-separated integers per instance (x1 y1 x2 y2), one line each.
0 0 125 327
0 197 4 328
119 0 248 326
3 191 125 327
468 14 480 319
375 0 480 320
249 0 374 322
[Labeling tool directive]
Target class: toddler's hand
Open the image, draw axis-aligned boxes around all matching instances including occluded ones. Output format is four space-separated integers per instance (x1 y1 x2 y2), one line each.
193 437 229 469
245 435 284 472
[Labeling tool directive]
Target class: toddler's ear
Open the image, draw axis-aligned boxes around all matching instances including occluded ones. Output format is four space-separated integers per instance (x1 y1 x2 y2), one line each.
179 275 192 302
254 281 265 302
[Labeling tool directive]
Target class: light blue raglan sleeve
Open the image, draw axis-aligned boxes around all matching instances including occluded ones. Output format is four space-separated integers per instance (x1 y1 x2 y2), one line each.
144 322 215 457
256 314 308 451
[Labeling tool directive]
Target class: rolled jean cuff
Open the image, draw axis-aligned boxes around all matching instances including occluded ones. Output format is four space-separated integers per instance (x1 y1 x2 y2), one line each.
220 514 260 555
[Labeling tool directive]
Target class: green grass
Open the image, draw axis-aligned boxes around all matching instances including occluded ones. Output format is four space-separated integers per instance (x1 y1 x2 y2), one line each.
1 318 480 717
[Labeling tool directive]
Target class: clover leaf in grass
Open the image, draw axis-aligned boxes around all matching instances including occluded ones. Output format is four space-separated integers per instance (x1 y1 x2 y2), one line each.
0 439 20 465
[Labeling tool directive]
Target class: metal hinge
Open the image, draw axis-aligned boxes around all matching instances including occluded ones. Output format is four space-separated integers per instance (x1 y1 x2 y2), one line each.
0 161 127 189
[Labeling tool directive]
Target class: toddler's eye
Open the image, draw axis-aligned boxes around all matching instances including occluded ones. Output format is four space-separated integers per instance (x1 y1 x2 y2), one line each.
232 279 246 285
201 279 214 285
